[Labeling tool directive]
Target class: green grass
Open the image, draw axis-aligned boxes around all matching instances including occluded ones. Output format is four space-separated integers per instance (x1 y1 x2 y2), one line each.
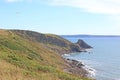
0 30 93 80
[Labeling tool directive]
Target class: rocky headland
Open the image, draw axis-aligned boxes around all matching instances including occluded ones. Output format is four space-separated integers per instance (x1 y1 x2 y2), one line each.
0 29 94 80
11 30 93 78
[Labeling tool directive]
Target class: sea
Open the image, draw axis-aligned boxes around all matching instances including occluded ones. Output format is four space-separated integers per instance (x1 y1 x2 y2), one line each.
62 36 120 80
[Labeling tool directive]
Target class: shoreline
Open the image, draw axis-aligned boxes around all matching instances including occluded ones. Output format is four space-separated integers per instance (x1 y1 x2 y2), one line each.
63 57 89 77
62 52 96 79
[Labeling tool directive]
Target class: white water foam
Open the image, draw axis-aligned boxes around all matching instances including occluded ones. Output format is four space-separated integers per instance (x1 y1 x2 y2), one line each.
76 59 96 77
62 54 96 78
83 65 96 77
62 54 70 57
115 78 120 80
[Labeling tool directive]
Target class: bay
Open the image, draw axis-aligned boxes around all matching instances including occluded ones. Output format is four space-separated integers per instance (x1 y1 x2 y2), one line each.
63 36 120 80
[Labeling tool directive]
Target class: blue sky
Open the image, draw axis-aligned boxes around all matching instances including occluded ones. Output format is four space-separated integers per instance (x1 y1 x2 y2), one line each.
0 0 120 35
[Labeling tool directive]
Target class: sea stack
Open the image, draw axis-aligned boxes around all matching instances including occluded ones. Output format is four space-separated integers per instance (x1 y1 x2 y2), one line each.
76 39 93 49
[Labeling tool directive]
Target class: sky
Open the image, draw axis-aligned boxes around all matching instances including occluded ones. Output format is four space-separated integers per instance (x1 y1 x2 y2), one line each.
0 0 120 35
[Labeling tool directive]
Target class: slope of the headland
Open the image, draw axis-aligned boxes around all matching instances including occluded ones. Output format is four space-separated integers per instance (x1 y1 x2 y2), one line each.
11 30 92 54
0 29 93 80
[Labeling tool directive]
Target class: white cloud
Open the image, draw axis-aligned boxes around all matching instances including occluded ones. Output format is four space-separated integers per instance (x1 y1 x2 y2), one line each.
49 0 120 15
4 0 120 14
112 15 120 29
5 0 32 3
5 0 22 2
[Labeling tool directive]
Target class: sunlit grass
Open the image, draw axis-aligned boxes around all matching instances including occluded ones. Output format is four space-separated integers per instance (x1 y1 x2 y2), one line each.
0 30 92 80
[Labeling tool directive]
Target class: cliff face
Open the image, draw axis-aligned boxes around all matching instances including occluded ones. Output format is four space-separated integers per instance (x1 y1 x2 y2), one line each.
11 30 92 54
76 39 92 50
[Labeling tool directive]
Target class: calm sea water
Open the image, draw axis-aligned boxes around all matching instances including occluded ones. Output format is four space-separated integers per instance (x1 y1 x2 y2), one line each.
63 36 120 80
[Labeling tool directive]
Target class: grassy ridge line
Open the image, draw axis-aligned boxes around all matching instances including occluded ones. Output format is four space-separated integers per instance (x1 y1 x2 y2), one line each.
0 29 92 80
11 30 83 54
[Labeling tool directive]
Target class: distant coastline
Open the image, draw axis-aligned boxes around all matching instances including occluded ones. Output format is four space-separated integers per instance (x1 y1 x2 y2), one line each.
61 35 120 38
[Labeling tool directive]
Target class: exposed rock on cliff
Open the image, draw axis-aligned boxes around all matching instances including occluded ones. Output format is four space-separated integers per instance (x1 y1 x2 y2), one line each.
11 30 92 54
76 39 92 49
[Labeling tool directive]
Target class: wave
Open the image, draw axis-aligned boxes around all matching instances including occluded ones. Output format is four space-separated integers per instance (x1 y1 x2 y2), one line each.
75 60 96 77
62 54 96 77
115 78 120 80
83 64 96 77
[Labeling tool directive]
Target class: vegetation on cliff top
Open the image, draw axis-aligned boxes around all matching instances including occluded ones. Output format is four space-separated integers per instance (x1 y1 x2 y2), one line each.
0 29 92 80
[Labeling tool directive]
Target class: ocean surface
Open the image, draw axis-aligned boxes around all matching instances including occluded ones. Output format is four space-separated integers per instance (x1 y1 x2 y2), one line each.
63 36 120 80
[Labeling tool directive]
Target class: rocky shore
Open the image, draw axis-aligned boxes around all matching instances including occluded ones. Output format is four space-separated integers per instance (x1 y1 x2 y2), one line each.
63 56 95 80
60 38 94 78
64 58 88 77
62 44 94 79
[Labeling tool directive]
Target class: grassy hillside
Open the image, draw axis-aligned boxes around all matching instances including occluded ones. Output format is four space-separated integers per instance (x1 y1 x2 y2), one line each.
0 29 92 80
11 30 92 54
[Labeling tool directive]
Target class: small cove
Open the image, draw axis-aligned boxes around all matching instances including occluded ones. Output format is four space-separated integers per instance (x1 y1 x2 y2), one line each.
63 36 120 80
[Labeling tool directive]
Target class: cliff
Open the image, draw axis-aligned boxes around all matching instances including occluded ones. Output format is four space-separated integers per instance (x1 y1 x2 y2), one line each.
76 39 92 50
11 30 92 54
0 29 93 80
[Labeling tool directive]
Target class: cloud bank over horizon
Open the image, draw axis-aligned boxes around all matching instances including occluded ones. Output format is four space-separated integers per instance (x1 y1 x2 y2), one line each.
2 0 120 35
49 0 120 15
4 0 120 15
